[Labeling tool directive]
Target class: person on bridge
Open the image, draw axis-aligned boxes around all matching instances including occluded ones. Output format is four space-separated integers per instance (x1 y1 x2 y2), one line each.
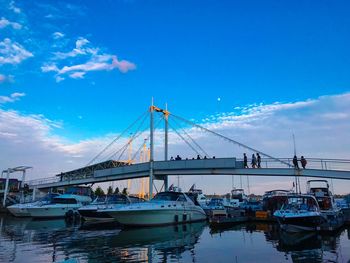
170 156 174 161
243 153 248 168
251 154 257 168
300 156 307 169
175 155 182 160
257 153 261 168
293 155 299 169
197 155 201 160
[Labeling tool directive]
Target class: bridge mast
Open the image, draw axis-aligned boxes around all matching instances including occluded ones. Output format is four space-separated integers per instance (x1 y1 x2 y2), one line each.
149 99 155 199
164 103 169 190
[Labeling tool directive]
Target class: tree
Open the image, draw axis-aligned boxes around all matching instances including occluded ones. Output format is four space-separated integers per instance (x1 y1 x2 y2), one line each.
107 186 113 195
94 186 105 196
114 187 120 194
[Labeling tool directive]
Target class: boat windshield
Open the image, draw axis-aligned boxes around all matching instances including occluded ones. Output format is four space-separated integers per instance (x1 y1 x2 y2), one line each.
39 193 60 202
92 196 107 204
106 195 129 204
281 196 318 211
152 192 186 202
52 198 78 204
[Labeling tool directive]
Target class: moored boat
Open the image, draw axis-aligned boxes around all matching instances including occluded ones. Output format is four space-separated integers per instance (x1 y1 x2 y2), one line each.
274 194 325 232
7 193 60 217
104 191 207 227
78 194 144 223
27 194 92 218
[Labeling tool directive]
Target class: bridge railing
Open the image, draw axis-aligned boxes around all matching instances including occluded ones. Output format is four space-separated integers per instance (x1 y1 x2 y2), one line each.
238 157 350 171
25 176 59 187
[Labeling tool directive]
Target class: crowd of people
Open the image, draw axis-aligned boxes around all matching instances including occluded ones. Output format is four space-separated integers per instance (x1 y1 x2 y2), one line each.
170 154 216 161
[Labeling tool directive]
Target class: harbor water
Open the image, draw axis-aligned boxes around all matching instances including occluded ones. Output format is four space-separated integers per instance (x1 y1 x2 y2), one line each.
0 214 349 263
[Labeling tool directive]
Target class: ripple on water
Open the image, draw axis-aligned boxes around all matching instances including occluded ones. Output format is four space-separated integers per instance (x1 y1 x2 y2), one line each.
1 215 350 263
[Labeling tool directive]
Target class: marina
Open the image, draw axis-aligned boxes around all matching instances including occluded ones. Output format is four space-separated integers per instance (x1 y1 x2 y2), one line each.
1 1 350 261
1 213 349 263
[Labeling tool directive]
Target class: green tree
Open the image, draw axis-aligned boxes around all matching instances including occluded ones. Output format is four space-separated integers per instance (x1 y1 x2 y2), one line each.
114 187 120 194
107 186 113 195
94 186 105 197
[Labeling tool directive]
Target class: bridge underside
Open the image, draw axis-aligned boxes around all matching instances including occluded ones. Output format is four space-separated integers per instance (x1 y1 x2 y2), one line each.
28 158 350 190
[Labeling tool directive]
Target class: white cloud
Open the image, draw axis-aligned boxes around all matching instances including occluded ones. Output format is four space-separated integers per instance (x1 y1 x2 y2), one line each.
0 92 25 104
55 76 64 83
69 71 85 79
9 1 21 14
0 38 33 65
42 37 135 81
1 93 349 195
52 32 65 39
0 17 22 30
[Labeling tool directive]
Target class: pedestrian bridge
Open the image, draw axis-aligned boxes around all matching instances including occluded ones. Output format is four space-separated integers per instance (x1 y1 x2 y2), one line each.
26 157 350 190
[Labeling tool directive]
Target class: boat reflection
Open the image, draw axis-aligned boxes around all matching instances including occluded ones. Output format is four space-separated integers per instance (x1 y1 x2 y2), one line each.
65 222 206 262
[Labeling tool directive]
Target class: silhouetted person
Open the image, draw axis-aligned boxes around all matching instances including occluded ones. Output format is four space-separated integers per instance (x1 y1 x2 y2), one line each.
257 153 261 168
175 155 182 160
213 156 216 159
243 153 248 168
293 155 299 169
197 155 201 160
170 156 174 161
204 156 207 159
300 156 307 169
251 154 257 168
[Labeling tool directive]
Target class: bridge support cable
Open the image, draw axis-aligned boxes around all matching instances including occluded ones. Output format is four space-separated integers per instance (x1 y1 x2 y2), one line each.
171 117 210 157
170 113 291 167
87 110 149 166
168 121 203 158
107 112 151 161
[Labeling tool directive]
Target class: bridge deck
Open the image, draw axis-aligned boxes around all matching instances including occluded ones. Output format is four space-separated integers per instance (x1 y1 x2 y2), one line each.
26 158 350 190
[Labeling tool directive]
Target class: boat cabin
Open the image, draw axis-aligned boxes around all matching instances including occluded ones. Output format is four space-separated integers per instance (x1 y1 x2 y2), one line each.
281 195 320 212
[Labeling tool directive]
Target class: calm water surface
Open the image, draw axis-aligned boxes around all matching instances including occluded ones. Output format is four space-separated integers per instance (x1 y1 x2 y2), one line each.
0 215 349 263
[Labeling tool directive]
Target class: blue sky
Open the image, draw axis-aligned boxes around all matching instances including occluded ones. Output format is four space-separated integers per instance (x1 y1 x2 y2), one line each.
1 0 350 193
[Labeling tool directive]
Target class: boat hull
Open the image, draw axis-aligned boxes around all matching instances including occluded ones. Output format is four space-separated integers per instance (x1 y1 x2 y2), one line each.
78 208 115 223
275 215 324 232
28 205 81 218
107 207 207 227
7 206 31 217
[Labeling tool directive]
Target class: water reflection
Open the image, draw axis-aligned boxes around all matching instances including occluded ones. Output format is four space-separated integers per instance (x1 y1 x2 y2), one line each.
0 214 349 263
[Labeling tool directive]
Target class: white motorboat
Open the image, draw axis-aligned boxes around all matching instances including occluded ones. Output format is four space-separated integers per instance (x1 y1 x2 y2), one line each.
104 191 207 227
307 180 342 218
78 194 143 223
27 194 92 218
7 193 60 217
274 194 325 232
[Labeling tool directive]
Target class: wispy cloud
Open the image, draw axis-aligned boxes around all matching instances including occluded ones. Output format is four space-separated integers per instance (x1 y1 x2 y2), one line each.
41 37 135 81
0 17 22 30
9 1 21 14
0 92 25 104
0 38 33 65
52 31 64 39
